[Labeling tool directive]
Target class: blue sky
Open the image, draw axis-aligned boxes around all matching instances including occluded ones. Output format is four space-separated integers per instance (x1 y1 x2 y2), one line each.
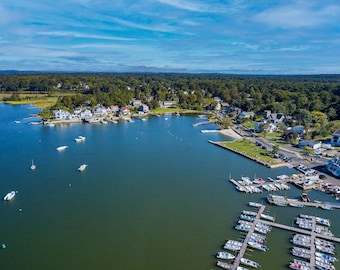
1 0 340 74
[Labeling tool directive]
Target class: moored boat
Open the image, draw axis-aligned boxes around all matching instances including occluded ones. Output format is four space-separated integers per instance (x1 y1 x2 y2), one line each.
56 145 68 151
240 257 261 268
78 164 88 171
4 191 16 201
31 159 36 170
216 251 235 260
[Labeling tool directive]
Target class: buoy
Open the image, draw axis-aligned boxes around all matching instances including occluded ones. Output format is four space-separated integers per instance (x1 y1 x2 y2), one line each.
1 243 6 249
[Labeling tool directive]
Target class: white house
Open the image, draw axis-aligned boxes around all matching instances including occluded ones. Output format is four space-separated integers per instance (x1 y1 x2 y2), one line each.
92 104 108 116
331 129 340 146
138 104 149 113
53 109 71 120
80 109 92 119
159 101 176 108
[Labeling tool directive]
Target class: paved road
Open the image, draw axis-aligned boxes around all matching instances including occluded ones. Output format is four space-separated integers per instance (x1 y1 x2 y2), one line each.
233 124 340 185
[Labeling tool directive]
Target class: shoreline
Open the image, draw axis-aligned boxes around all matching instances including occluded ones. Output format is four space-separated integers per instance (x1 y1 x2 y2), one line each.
201 128 243 140
208 140 287 169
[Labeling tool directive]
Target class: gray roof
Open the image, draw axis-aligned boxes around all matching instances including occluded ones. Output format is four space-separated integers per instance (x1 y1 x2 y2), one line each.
332 129 340 136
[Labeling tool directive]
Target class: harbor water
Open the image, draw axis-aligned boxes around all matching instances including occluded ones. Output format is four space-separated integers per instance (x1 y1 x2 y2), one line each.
0 103 339 270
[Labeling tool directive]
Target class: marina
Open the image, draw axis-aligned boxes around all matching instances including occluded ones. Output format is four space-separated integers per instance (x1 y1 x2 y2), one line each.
215 204 339 270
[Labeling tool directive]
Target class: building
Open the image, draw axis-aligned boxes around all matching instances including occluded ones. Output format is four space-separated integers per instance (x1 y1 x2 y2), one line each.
53 109 71 120
331 129 340 146
138 104 149 113
298 140 322 150
159 101 176 108
326 157 340 178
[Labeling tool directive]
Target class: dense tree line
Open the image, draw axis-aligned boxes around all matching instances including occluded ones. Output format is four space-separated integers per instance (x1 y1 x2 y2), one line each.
1 73 339 121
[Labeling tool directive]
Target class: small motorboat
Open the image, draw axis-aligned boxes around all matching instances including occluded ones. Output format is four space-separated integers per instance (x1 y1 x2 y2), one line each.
4 191 16 201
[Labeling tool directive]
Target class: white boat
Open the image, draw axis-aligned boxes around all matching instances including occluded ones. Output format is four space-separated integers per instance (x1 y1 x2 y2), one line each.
30 159 36 170
249 201 263 207
216 251 235 260
56 145 68 151
78 164 88 171
4 191 16 201
240 257 261 268
75 136 86 142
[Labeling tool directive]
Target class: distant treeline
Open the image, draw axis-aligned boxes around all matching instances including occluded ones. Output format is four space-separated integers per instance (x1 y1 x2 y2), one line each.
1 73 339 120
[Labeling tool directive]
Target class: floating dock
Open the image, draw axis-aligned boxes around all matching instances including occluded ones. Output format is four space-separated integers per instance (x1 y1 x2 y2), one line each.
223 204 339 270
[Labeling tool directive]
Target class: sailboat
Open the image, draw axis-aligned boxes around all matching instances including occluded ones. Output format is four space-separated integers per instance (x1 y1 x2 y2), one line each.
30 160 36 170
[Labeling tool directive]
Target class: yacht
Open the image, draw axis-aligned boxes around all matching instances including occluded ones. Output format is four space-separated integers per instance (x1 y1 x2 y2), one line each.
56 145 68 151
4 191 16 201
78 164 88 171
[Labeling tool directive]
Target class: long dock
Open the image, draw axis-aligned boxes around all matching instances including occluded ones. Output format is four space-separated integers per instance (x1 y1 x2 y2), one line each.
231 205 266 270
259 219 340 243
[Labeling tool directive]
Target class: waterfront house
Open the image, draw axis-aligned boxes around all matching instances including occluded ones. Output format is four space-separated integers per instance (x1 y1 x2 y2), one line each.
92 104 108 116
120 106 130 115
80 109 92 119
53 109 71 120
331 129 340 146
138 104 149 113
326 157 340 178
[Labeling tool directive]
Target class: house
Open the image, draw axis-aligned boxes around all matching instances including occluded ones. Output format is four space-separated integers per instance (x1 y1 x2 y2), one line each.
159 101 176 108
298 140 322 150
92 104 108 116
138 104 149 113
80 109 92 119
213 97 222 102
53 109 71 120
331 129 340 146
120 106 130 115
131 99 142 107
254 120 277 133
289 125 305 135
326 157 340 177
268 113 285 124
238 111 255 119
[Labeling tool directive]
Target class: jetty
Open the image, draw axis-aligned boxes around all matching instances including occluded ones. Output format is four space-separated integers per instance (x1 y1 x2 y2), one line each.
192 121 212 127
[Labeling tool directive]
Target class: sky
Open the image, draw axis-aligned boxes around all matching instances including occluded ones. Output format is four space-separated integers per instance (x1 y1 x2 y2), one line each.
1 0 340 74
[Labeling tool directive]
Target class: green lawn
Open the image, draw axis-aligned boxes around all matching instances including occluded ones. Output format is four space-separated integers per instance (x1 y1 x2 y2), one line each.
220 139 280 165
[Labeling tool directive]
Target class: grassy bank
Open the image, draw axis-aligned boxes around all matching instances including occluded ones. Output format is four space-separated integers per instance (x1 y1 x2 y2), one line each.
4 97 58 108
216 139 282 167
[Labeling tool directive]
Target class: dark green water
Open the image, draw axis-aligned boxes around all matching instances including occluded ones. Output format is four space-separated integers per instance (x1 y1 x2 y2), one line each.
0 103 339 270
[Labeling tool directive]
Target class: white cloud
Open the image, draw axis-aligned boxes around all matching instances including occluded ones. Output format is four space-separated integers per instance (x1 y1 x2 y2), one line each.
37 31 135 41
255 2 340 28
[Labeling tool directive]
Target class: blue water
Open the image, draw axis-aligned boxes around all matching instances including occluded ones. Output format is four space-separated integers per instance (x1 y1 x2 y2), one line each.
0 103 339 270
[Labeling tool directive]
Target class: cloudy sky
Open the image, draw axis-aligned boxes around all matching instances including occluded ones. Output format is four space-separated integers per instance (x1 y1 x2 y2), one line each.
1 0 340 74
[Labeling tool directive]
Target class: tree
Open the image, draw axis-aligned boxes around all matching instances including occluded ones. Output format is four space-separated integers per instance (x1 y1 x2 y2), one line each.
294 109 312 127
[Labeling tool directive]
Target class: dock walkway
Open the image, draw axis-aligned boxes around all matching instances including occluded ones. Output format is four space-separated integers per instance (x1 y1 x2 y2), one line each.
231 205 266 270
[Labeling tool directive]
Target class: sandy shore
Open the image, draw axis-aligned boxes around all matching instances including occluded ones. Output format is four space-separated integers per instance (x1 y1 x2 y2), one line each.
201 128 242 139
218 128 243 139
